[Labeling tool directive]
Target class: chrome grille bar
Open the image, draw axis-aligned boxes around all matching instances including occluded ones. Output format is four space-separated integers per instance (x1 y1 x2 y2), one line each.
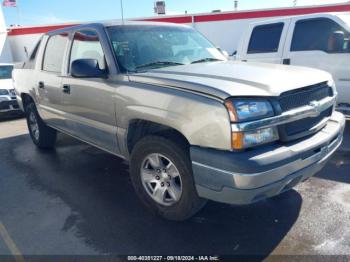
231 96 336 132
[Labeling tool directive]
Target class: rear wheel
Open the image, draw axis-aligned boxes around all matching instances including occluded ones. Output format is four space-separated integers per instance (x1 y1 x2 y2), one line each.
130 136 207 221
25 102 57 149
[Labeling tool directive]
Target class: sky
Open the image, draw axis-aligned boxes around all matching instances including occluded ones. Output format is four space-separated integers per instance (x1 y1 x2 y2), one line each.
2 0 350 27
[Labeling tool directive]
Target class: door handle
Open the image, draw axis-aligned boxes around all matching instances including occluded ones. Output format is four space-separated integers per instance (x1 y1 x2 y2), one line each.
38 81 45 89
62 84 71 94
283 58 291 65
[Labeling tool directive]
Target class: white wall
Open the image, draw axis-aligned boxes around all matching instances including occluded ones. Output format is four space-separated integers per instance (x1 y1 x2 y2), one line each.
8 33 42 62
0 7 13 63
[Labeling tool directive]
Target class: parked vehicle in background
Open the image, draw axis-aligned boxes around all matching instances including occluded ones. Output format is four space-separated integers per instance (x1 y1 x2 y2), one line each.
13 22 345 220
235 13 350 115
0 63 22 117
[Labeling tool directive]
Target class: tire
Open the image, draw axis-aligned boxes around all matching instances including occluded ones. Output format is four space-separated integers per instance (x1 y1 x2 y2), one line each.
130 135 207 221
25 102 57 149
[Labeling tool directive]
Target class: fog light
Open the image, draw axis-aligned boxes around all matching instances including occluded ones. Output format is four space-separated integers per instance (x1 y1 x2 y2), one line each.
232 127 279 149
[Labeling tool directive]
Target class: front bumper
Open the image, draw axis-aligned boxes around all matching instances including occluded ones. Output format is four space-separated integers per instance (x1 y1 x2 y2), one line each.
0 96 22 115
191 111 345 205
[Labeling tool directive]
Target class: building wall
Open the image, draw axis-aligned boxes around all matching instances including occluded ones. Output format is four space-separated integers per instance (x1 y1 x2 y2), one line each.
0 7 13 63
8 33 42 62
6 3 350 63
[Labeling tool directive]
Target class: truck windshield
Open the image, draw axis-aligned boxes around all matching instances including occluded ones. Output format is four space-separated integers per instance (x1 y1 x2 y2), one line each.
107 25 226 73
0 65 13 79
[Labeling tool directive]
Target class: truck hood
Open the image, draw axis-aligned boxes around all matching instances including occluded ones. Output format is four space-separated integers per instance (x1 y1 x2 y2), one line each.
128 61 332 100
0 79 13 91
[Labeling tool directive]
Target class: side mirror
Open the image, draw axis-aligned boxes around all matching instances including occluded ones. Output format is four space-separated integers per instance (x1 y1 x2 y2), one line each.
329 31 345 52
230 50 238 60
71 59 107 78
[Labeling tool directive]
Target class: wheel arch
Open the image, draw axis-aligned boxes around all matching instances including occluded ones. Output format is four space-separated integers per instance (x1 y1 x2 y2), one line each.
126 119 190 155
21 93 35 112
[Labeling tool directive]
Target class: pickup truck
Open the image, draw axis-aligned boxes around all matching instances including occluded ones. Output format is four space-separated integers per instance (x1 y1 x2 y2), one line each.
13 21 345 221
235 12 350 115
0 63 22 116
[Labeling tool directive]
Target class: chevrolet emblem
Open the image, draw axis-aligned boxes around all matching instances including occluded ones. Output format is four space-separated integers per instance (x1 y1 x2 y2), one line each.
309 100 322 117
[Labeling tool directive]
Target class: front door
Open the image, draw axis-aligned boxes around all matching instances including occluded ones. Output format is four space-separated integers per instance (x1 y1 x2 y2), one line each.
60 29 118 153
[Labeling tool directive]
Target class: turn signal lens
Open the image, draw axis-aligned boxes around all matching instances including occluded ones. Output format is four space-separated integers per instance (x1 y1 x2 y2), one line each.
231 132 244 149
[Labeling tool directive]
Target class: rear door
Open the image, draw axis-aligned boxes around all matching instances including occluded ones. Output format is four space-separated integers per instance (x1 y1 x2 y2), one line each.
238 19 291 64
60 29 118 153
36 33 69 129
283 16 350 105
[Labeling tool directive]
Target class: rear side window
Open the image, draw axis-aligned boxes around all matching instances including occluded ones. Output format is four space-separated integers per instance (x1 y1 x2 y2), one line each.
248 23 284 54
69 30 106 71
42 33 68 73
291 18 350 53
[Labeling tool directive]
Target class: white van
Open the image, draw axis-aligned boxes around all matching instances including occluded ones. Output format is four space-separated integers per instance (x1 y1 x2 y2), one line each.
236 12 350 113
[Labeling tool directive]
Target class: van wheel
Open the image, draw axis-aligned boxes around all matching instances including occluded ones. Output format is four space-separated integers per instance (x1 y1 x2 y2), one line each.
130 136 207 221
25 102 57 149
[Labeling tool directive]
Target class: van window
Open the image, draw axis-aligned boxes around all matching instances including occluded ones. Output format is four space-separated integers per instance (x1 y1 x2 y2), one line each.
69 30 106 71
42 33 68 73
247 23 284 54
291 18 350 53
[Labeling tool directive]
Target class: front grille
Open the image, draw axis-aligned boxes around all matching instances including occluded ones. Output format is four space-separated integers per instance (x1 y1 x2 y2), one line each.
0 100 19 110
278 82 333 140
279 82 333 111
284 107 332 136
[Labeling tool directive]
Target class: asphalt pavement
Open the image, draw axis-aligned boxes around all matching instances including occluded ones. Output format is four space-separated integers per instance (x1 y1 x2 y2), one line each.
0 117 349 260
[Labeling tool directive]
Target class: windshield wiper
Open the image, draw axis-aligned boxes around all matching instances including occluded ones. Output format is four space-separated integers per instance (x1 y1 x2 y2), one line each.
136 61 184 70
191 58 223 64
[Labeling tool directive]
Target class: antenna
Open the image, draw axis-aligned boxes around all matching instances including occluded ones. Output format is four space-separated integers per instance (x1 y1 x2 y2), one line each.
120 0 124 24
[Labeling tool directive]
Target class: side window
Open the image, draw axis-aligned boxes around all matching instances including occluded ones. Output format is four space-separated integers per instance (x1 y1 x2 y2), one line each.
247 23 284 54
70 30 106 71
291 18 350 53
43 33 68 73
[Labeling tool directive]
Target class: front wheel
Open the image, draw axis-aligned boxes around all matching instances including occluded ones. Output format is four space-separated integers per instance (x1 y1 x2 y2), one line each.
130 136 207 221
25 102 57 149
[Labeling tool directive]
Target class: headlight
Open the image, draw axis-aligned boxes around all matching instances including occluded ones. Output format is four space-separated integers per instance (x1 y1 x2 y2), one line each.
0 89 9 96
225 99 274 122
225 98 278 149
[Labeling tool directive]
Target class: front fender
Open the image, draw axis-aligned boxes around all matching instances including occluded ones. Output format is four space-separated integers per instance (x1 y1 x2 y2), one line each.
116 83 232 151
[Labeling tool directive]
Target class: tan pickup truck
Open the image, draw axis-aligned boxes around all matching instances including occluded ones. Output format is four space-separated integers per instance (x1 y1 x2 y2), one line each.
13 21 345 220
